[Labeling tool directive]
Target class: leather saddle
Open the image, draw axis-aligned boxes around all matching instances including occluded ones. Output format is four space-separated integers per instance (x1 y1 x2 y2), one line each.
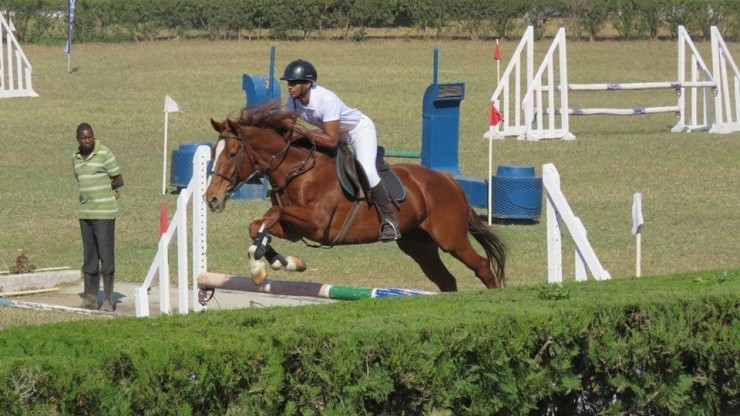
335 144 406 203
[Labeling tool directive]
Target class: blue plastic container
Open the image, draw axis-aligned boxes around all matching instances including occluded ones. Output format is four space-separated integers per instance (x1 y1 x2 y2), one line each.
491 165 542 220
170 142 212 190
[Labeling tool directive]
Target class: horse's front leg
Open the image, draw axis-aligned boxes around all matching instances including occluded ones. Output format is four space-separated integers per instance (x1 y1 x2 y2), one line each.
247 210 307 285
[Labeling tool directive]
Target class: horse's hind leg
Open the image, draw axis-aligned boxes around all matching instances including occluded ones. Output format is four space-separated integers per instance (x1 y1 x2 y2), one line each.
451 245 497 288
396 230 458 292
438 238 498 289
263 245 307 272
420 222 498 289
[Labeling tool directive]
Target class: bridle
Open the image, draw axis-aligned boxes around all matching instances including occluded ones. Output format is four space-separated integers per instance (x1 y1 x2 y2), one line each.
212 128 317 195
212 131 253 194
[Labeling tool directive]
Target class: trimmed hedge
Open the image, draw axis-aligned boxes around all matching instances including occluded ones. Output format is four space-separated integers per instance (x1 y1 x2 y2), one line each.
0 270 737 415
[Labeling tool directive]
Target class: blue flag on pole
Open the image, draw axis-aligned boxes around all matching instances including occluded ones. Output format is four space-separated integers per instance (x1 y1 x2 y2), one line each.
65 0 75 54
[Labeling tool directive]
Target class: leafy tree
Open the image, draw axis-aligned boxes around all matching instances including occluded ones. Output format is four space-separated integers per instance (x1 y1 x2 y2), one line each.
70 0 106 42
488 0 529 40
565 0 610 41
609 0 641 39
522 0 564 40
662 0 717 39
331 0 400 40
231 0 272 40
448 0 494 40
636 0 671 39
2 0 739 44
685 0 717 38
261 0 294 40
2 0 58 42
401 0 450 39
292 0 332 40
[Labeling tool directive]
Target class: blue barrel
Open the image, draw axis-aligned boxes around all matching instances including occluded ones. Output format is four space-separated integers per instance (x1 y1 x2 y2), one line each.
170 142 211 190
491 165 542 220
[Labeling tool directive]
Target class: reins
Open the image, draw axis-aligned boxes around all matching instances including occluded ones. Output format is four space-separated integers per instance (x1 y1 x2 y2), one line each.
264 132 317 193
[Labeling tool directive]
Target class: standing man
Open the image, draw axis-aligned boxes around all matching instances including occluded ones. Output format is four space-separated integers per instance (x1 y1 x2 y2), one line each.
72 123 123 311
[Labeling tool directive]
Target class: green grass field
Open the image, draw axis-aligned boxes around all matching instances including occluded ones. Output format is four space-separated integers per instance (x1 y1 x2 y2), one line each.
1 35 738 293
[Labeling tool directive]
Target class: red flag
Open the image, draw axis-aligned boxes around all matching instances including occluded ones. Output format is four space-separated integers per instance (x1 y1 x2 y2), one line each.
493 42 501 61
159 202 168 236
489 101 503 126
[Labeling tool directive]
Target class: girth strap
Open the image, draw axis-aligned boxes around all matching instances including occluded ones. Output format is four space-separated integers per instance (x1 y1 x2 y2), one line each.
331 201 363 245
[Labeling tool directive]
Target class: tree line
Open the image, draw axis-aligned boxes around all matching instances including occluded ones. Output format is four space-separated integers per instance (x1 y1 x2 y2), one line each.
2 0 739 44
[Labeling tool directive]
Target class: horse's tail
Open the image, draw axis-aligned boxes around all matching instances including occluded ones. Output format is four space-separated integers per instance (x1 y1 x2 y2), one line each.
467 208 507 287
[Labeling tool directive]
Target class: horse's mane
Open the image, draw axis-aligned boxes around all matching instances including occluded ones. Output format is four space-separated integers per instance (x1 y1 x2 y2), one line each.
237 101 335 156
238 101 297 137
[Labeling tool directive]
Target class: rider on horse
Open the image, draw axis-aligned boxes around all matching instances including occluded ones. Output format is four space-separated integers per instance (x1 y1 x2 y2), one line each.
280 59 401 242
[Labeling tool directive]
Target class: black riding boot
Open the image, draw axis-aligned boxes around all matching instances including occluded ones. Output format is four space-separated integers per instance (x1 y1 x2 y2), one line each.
101 274 115 312
370 184 401 242
80 272 99 310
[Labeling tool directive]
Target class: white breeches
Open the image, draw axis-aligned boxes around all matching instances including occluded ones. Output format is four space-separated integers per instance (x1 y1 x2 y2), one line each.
346 115 381 187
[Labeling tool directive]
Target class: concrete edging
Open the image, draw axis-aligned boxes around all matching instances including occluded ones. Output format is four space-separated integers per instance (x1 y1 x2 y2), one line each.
0 270 81 293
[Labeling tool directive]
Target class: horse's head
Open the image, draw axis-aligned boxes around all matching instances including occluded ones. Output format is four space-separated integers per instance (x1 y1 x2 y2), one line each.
206 104 315 213
205 117 254 213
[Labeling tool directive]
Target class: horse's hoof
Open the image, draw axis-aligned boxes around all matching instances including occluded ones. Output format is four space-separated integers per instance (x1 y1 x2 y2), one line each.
249 258 267 286
287 256 307 272
252 269 268 286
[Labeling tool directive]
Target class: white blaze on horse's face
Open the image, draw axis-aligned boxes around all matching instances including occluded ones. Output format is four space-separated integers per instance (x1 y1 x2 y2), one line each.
208 140 227 189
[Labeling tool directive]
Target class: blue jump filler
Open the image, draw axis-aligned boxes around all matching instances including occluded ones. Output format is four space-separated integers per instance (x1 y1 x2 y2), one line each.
420 48 488 208
234 46 282 200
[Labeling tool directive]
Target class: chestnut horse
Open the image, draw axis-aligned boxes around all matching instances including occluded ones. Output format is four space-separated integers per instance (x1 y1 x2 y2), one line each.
205 104 506 292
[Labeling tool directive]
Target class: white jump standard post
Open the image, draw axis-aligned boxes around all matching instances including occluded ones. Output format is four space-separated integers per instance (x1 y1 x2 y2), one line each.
485 25 740 141
0 13 38 99
134 146 210 317
542 163 610 283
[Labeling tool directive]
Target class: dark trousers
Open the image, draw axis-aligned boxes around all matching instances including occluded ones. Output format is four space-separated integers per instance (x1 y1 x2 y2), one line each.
79 219 116 276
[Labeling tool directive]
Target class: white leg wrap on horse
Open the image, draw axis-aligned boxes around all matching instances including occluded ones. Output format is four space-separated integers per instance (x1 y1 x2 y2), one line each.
248 244 268 285
270 259 284 270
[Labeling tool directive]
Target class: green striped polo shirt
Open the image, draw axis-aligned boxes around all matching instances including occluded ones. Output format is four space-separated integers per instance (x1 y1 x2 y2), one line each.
72 141 122 220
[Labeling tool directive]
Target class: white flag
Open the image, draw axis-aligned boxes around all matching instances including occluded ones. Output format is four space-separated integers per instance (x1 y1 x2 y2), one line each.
164 95 181 113
631 192 644 236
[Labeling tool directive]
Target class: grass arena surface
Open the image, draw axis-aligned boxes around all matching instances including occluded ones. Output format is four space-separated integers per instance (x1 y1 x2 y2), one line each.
0 35 738 297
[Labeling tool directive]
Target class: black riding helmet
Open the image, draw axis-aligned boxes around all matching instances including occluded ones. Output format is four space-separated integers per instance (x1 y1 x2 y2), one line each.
281 59 317 82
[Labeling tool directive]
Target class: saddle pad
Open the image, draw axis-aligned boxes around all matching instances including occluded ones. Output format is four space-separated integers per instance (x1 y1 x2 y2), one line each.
336 149 406 202
380 170 406 202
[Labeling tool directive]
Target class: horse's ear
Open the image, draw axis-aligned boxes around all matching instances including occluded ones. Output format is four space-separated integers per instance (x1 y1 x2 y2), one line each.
227 118 240 134
210 118 224 133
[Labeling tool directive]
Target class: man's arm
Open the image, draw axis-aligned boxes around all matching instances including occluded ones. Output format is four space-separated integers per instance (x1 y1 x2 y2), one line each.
111 175 123 190
302 119 340 148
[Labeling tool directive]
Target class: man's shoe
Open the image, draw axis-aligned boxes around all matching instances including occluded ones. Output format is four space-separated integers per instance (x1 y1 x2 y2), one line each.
101 300 115 312
80 296 97 310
